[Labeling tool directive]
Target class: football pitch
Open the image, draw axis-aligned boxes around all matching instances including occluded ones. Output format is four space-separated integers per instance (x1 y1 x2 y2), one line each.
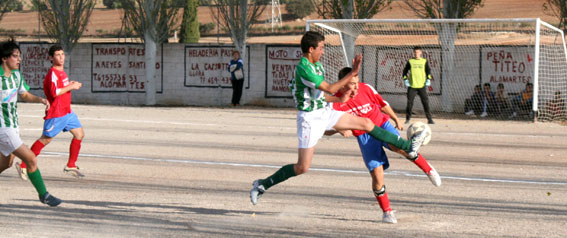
1 103 566 238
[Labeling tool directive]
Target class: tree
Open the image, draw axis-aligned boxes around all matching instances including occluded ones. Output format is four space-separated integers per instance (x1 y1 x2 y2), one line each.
311 0 392 63
179 0 200 43
119 0 179 105
34 0 95 60
285 0 314 19
403 0 484 112
543 0 567 33
209 0 266 63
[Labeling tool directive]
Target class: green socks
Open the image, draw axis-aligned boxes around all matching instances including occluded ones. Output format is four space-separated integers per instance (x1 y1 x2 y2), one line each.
369 126 411 151
261 164 296 190
27 169 47 197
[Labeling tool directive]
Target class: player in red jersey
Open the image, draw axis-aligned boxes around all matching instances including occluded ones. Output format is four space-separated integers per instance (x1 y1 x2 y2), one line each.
329 67 441 224
16 45 85 179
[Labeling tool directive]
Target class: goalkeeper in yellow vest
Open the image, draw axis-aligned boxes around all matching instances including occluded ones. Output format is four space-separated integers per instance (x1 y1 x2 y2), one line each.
402 46 434 124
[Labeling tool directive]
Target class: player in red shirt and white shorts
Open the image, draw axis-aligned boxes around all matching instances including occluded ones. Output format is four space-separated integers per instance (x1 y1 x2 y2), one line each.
329 67 441 224
16 44 85 179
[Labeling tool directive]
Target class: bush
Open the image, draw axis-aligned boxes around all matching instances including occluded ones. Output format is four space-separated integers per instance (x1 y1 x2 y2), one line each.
3 0 23 12
103 0 122 9
199 22 215 34
285 0 313 19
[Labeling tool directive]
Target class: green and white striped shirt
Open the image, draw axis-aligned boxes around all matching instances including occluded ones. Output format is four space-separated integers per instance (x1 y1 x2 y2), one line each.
0 67 29 128
290 57 326 112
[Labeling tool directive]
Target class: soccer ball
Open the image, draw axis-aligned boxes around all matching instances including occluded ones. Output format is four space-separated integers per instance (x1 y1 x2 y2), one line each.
407 122 432 145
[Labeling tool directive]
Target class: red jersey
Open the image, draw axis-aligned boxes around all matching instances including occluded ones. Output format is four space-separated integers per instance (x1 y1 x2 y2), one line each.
43 67 72 119
332 83 390 137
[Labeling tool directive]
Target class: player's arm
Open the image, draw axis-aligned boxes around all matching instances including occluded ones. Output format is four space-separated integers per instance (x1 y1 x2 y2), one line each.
324 129 353 138
402 61 411 86
425 60 432 80
19 92 50 109
381 103 403 130
317 54 362 94
52 81 82 96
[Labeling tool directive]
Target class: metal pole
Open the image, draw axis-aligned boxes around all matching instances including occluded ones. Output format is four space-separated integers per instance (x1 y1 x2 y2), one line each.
217 4 220 44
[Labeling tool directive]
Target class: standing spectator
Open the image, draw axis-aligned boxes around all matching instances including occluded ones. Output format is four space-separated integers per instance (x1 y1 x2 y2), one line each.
228 50 244 106
509 83 533 119
495 83 509 116
464 85 483 116
480 83 496 117
402 46 434 124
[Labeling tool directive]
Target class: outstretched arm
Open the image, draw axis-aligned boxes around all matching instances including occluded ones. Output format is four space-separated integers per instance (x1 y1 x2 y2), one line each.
318 54 362 94
54 81 82 96
381 104 403 130
19 92 50 110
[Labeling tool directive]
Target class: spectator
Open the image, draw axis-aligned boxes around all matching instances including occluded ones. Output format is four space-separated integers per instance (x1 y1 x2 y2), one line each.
509 83 533 119
495 83 509 116
480 83 496 117
464 85 482 116
228 50 244 106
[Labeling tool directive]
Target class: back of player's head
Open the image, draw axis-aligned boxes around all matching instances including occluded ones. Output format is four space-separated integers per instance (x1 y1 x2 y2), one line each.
338 67 352 80
301 31 325 53
48 44 64 57
413 46 422 51
0 38 20 61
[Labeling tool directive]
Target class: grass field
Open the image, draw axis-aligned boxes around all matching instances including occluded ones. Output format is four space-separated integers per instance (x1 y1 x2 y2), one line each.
0 103 566 237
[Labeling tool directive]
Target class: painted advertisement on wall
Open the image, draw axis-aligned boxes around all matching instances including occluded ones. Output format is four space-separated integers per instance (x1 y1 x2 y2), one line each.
265 45 302 98
481 46 534 93
184 46 250 88
19 43 51 90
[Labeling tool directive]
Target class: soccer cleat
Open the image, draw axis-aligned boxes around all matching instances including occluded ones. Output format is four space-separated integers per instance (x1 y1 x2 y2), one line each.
407 130 426 159
480 111 488 117
15 162 28 181
64 166 85 178
426 163 442 187
250 179 265 205
464 110 475 116
427 119 435 124
382 210 397 224
39 192 62 207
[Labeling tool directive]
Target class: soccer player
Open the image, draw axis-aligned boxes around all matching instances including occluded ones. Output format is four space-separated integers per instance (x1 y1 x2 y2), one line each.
402 46 434 124
329 67 441 224
0 39 62 206
16 44 85 180
250 31 427 206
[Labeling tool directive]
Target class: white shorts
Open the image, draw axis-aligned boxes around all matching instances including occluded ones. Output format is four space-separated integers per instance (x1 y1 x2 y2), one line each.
0 128 23 156
297 106 345 148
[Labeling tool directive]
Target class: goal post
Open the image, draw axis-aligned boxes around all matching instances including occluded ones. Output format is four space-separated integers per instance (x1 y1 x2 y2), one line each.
306 18 567 122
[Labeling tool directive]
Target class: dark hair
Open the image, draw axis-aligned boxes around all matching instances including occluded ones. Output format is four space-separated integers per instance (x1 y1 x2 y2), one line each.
0 39 20 61
483 83 491 88
413 46 422 51
48 44 64 57
527 82 533 87
497 83 504 88
301 31 325 53
474 85 481 89
338 67 352 80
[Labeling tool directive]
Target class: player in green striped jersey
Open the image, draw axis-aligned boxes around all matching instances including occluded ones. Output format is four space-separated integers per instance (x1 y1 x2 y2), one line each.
0 39 62 207
250 31 428 205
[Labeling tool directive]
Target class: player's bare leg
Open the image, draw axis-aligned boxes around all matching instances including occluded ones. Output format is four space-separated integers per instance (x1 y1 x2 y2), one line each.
13 145 62 207
0 153 15 174
389 144 441 187
18 135 52 180
250 147 315 205
333 113 425 158
65 127 85 178
370 166 396 223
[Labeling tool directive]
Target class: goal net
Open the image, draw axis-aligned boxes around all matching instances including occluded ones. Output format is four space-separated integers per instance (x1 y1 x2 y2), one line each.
306 18 567 122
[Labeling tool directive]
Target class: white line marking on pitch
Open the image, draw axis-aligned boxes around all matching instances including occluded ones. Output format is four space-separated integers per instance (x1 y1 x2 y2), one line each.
43 151 567 186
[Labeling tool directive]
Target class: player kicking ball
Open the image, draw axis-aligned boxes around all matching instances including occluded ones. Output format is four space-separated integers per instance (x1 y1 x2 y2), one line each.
328 67 441 224
0 39 62 206
250 31 428 207
16 44 85 180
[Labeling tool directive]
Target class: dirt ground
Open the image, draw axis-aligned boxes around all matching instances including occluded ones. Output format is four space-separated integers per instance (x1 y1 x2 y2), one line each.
0 103 565 237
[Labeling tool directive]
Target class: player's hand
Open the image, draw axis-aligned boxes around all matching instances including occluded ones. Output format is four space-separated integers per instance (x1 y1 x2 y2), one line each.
338 130 352 138
394 119 404 130
351 54 363 75
425 79 431 87
41 98 50 110
404 79 410 87
70 81 82 90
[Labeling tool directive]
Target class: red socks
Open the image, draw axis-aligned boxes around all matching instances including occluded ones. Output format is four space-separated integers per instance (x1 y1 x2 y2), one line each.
68 139 82 168
375 192 392 212
413 153 432 173
20 140 46 169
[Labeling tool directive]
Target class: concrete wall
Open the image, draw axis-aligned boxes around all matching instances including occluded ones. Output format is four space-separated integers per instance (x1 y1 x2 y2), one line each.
20 42 535 113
